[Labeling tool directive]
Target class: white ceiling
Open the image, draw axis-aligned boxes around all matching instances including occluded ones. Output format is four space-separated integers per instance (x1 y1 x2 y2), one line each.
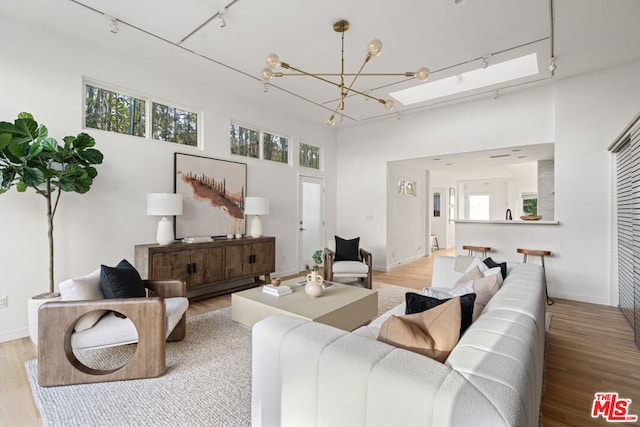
2 0 640 128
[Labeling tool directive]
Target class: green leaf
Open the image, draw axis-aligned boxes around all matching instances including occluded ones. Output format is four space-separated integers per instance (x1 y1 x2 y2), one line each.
22 166 45 187
28 142 44 158
38 124 48 139
0 133 11 152
40 137 59 152
0 121 17 135
14 118 38 140
73 132 96 149
7 140 26 158
16 182 28 192
80 148 104 164
17 112 34 120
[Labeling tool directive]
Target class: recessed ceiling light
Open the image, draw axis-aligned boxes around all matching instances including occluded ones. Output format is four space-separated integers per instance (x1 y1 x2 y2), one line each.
512 148 522 152
490 154 511 159
390 53 539 105
518 155 528 158
445 163 453 166
433 158 441 161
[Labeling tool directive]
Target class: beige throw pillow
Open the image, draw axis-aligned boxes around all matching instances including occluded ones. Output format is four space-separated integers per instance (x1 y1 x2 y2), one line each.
454 266 484 287
377 297 461 362
59 269 107 332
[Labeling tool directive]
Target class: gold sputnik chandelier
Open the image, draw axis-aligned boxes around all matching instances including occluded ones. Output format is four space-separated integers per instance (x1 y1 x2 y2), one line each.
261 19 430 126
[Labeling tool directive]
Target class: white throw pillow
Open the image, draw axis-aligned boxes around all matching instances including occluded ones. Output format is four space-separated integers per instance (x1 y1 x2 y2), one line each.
465 257 489 274
59 269 107 332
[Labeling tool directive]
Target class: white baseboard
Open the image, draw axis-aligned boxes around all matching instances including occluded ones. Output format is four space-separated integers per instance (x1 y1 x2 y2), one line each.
549 291 612 306
384 253 426 272
0 327 29 344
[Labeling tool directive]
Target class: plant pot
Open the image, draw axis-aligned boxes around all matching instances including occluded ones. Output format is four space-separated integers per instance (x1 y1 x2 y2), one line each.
28 292 61 346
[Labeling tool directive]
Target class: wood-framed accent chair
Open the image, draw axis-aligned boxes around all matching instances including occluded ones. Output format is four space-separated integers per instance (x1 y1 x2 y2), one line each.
37 279 188 387
324 237 373 289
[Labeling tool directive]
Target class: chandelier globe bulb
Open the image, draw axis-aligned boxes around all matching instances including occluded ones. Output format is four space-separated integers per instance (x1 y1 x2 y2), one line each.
261 68 273 81
367 39 383 57
265 53 280 69
325 116 336 127
416 67 430 81
384 99 395 110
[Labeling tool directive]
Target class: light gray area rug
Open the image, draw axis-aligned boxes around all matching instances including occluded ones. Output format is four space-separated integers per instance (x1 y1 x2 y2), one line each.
26 307 252 427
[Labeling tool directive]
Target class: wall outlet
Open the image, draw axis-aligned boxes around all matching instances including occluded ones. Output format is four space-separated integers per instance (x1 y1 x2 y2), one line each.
0 295 7 309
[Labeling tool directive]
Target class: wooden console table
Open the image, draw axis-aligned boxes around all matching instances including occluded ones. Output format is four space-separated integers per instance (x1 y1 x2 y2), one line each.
135 236 275 299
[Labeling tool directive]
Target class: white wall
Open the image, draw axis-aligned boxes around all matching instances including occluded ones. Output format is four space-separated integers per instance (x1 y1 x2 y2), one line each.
0 20 337 342
386 162 427 269
337 84 555 271
336 61 640 305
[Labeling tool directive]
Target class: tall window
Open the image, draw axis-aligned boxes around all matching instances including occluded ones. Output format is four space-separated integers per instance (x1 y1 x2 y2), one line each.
85 84 146 137
230 124 259 158
300 142 320 169
263 132 289 164
152 102 198 146
468 194 490 220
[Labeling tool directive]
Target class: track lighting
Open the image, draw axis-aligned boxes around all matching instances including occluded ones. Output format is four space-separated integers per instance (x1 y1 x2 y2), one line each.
218 10 226 28
549 57 557 72
106 15 119 34
481 57 489 69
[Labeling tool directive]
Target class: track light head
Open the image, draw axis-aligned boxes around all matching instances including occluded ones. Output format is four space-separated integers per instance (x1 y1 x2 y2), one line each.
105 15 119 34
549 57 557 73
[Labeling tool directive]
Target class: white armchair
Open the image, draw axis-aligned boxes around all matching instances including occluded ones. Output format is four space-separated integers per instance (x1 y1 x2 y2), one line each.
323 236 372 288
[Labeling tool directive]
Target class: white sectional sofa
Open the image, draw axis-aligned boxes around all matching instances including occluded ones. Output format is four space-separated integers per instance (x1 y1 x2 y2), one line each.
251 256 547 427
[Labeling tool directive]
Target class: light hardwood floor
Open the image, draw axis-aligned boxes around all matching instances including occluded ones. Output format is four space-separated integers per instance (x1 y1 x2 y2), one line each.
2 250 639 426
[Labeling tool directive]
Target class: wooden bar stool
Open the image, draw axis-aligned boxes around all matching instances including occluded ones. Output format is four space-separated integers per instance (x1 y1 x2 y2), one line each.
517 248 554 305
462 245 491 258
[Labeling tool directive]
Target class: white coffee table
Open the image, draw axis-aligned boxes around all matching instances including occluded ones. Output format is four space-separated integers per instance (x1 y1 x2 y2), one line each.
231 278 378 331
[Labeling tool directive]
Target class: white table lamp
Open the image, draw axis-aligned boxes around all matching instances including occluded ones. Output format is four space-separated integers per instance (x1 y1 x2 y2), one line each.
147 193 183 245
244 197 270 238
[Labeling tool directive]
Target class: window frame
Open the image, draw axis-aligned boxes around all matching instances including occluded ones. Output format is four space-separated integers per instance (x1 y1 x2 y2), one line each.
229 121 291 166
299 141 322 170
83 79 203 149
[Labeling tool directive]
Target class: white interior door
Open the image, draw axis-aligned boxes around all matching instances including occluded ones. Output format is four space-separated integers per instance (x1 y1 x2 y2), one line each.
299 176 324 271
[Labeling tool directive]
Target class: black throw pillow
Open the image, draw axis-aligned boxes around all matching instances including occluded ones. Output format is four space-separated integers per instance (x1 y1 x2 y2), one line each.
483 257 507 280
405 292 477 337
100 259 146 299
334 236 360 261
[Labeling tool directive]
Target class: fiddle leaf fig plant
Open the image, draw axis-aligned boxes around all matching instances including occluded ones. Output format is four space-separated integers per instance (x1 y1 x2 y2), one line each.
0 112 104 295
305 249 324 272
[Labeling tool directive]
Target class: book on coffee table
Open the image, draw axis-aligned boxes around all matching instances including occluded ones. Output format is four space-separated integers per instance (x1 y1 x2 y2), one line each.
262 284 292 296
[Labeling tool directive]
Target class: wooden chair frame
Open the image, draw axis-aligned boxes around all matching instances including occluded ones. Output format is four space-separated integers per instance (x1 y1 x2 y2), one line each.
37 280 186 387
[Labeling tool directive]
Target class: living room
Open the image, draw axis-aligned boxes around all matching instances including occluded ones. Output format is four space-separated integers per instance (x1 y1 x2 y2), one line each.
1 0 640 425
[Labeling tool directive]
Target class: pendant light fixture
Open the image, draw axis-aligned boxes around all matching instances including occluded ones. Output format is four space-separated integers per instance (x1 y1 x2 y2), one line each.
261 20 430 126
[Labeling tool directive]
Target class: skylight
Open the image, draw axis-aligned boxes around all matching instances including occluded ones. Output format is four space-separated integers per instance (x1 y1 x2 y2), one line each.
390 53 539 105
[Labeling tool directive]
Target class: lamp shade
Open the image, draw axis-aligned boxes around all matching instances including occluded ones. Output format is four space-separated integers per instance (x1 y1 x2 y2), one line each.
146 193 183 216
244 197 270 216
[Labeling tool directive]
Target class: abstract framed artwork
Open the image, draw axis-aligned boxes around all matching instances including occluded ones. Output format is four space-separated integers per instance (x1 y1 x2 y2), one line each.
174 153 247 239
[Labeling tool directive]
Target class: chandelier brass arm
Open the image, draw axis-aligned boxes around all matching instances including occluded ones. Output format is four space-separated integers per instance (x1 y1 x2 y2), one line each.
260 19 430 126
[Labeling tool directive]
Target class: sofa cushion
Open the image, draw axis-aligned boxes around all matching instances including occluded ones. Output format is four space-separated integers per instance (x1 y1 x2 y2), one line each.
405 292 476 337
334 236 360 261
332 260 368 275
377 297 461 362
483 257 507 280
100 259 146 299
70 296 189 350
59 269 107 332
